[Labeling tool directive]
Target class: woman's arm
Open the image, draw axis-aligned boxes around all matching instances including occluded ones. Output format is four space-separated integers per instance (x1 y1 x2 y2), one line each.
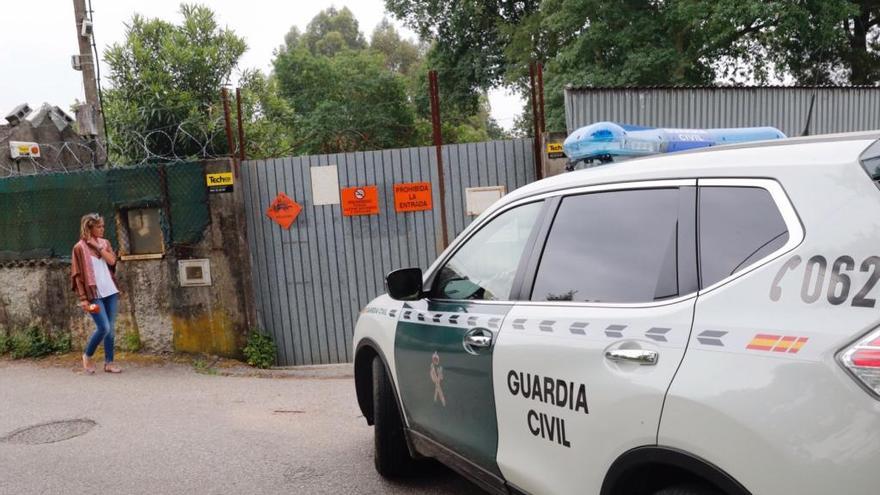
100 240 117 266
87 238 117 266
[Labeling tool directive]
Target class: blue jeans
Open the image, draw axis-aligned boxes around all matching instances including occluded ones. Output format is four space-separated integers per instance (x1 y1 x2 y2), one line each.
84 293 119 363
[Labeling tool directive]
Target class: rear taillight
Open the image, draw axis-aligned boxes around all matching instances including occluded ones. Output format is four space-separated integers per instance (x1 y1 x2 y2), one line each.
840 330 880 398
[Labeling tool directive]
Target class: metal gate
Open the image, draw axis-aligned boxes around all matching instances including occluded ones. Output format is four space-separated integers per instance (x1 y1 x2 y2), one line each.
241 139 536 365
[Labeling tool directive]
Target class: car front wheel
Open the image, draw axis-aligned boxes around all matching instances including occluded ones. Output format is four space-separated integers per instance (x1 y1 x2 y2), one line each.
372 356 416 477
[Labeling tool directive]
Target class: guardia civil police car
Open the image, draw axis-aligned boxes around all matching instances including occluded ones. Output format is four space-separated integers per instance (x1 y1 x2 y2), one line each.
353 129 880 495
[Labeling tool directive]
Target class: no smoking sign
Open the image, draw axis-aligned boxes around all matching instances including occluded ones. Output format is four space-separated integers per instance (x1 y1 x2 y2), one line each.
341 185 379 216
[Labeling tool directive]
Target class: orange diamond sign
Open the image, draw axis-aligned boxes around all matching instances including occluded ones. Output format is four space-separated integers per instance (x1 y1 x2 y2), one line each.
266 192 302 229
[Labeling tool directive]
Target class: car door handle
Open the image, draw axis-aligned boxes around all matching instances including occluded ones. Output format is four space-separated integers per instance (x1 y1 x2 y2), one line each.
604 349 659 365
463 327 493 354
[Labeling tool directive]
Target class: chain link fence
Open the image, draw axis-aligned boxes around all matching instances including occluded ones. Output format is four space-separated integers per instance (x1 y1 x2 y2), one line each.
0 161 210 262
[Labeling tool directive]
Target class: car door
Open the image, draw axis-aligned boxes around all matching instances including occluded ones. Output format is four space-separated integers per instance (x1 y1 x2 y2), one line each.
394 200 546 491
493 181 700 494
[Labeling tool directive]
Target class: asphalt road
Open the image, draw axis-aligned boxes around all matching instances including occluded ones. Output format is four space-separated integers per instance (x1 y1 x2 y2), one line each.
0 360 483 495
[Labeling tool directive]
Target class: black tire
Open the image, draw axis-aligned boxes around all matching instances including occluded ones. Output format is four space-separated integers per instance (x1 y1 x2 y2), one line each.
654 483 722 495
372 356 416 477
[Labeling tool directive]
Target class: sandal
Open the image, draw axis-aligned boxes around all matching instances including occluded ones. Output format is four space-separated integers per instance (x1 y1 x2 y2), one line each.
103 363 122 373
82 354 96 375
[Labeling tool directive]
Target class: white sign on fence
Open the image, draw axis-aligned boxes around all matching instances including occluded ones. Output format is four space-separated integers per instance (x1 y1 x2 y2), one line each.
310 165 340 205
465 186 506 216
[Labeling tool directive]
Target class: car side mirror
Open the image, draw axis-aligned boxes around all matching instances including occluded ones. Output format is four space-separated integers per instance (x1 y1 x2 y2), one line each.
386 268 424 301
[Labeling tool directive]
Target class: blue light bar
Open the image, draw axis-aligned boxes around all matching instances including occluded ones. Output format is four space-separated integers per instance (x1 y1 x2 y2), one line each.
563 122 786 165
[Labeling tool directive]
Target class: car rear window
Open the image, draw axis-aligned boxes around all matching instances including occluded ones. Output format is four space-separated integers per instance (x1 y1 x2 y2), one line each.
699 186 788 288
531 188 680 303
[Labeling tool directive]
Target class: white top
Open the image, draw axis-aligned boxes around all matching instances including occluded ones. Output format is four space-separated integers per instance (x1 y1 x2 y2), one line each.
90 255 118 298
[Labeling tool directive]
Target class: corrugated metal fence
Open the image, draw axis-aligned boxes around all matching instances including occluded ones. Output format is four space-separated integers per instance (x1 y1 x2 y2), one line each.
241 139 535 365
564 86 880 136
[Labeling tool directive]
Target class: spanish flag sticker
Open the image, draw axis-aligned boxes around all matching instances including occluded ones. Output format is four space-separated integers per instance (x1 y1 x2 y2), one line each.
746 334 808 354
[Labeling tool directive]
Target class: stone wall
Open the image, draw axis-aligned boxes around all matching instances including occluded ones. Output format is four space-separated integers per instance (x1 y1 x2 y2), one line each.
0 159 255 357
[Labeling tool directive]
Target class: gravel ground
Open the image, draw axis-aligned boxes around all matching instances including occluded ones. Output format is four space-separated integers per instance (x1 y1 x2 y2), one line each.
0 358 483 495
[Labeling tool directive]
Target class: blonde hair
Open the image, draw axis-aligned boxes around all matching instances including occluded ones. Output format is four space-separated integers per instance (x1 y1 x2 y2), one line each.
80 213 103 240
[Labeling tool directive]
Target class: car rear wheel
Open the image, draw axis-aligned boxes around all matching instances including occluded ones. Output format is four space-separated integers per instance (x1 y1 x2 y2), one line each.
372 356 416 477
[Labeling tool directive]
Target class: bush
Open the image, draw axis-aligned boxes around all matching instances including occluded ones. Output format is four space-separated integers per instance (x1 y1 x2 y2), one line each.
10 326 54 359
243 331 277 369
120 331 142 353
52 332 71 354
0 331 9 355
8 326 70 359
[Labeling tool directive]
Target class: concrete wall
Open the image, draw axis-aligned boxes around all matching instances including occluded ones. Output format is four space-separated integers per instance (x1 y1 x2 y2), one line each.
1 105 99 177
0 159 255 357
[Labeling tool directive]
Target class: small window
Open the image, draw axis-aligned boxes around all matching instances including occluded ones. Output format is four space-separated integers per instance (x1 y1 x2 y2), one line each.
531 188 680 303
432 202 543 301
118 207 165 258
699 187 789 288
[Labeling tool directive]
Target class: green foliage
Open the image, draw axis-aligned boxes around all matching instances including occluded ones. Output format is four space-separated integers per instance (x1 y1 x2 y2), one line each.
371 18 423 76
52 332 72 354
268 7 505 152
192 356 219 375
243 331 277 369
236 70 297 159
8 326 68 359
120 330 142 353
301 6 367 56
0 330 9 355
103 3 247 163
387 0 880 132
274 17 417 153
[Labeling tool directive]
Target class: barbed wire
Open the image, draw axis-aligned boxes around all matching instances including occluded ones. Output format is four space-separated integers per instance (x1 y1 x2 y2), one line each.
105 114 238 166
0 114 239 178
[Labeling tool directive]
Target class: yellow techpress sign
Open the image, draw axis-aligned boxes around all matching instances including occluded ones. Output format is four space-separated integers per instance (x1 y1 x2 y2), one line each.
206 172 234 193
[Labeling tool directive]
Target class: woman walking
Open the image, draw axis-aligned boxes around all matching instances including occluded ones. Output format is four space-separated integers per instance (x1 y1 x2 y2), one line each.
71 213 122 374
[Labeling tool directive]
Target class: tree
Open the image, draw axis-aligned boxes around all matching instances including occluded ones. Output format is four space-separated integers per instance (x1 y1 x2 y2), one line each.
271 8 505 153
371 18 423 76
273 40 416 153
103 4 246 163
387 0 880 133
301 6 367 57
236 70 298 159
761 0 880 85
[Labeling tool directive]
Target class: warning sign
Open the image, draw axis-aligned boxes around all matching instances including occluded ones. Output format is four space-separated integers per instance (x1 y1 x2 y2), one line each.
394 182 432 212
341 186 380 216
546 142 565 159
266 192 302 229
206 172 234 193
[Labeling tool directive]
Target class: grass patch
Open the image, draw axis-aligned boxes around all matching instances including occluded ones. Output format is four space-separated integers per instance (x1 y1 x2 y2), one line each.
119 330 142 353
8 326 69 359
192 356 219 375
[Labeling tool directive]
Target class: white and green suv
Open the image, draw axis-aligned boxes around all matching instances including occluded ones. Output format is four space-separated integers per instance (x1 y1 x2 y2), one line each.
353 132 880 495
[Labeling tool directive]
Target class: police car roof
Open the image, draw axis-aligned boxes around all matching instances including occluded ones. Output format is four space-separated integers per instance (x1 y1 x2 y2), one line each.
504 131 880 205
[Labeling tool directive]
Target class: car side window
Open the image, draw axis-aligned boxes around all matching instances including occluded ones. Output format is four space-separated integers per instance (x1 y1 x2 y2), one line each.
531 188 680 303
699 186 789 288
431 202 543 301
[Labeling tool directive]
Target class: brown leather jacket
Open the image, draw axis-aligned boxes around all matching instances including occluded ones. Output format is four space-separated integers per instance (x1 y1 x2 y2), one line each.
71 239 117 302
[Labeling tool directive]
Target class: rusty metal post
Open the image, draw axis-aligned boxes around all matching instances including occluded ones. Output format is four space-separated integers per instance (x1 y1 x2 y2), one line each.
537 62 546 134
528 62 543 181
428 70 450 250
221 88 236 159
234 87 246 177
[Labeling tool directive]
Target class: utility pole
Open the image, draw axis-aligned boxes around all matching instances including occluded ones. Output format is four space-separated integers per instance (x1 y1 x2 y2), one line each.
72 0 106 146
428 70 449 250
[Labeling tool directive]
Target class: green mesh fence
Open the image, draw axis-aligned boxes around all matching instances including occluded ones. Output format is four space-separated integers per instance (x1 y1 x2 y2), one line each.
0 162 209 261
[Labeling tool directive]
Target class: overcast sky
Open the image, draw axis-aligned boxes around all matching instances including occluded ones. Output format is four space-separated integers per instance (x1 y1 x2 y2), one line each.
1 0 522 130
